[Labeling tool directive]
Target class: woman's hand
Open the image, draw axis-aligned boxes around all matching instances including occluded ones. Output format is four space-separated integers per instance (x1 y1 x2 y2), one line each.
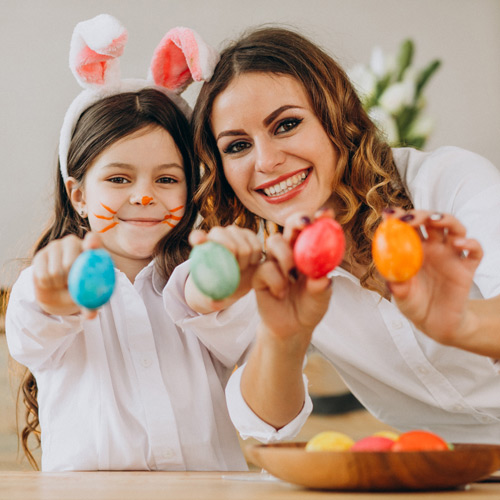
240 211 333 428
185 225 263 314
384 209 483 348
33 232 103 319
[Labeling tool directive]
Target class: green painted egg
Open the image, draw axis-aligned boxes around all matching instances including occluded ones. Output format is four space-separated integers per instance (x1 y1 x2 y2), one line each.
189 242 240 300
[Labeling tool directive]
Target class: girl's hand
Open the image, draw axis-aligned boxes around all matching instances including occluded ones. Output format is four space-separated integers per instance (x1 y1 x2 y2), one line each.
33 232 103 319
384 209 483 348
185 225 263 313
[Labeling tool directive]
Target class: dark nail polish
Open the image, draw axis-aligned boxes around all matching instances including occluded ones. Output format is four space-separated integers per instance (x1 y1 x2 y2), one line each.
289 268 299 281
383 207 395 214
300 216 311 225
400 214 414 222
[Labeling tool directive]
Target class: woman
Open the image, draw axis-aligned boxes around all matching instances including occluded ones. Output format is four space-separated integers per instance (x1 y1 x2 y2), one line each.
189 26 500 443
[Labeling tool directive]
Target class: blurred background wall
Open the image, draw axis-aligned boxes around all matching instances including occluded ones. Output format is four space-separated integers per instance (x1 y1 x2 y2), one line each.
0 0 499 471
0 0 499 287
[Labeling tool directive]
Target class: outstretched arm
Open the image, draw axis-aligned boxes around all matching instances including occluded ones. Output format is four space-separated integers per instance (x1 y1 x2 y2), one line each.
240 215 332 428
387 209 500 357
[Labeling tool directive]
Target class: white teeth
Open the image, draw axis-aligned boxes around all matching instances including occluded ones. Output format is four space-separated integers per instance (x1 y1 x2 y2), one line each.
263 171 308 197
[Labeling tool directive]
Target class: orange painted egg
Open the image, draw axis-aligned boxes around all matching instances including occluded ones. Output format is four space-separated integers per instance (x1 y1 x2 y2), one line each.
391 430 450 452
372 218 423 282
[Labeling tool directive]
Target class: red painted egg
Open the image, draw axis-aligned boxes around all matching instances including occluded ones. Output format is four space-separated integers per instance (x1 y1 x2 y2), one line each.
351 436 395 452
372 218 423 282
391 430 450 452
293 218 345 279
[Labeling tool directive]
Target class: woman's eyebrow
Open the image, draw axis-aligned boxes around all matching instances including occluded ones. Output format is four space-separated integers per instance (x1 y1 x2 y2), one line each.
263 105 302 126
216 130 246 141
216 105 304 142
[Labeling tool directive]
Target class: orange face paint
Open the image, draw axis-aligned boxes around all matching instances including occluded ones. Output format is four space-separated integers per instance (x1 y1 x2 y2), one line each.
141 196 153 206
161 205 184 227
99 222 119 233
94 202 119 232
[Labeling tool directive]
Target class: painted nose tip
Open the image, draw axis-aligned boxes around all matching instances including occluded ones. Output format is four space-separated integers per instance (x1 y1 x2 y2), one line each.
141 196 153 206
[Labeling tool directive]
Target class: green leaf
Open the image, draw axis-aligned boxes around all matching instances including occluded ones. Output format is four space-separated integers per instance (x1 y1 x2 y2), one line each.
396 39 414 81
396 106 419 139
415 59 441 98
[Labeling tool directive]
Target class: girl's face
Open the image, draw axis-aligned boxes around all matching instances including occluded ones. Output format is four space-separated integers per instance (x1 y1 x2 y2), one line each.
69 126 187 276
211 73 339 226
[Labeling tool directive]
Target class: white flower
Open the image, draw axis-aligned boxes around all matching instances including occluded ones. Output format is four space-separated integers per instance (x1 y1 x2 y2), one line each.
347 64 377 101
379 80 416 114
369 46 395 78
368 106 399 145
408 113 434 139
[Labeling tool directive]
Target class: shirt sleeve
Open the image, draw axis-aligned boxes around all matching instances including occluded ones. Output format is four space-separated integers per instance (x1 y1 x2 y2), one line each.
163 260 259 368
225 364 312 443
5 266 84 372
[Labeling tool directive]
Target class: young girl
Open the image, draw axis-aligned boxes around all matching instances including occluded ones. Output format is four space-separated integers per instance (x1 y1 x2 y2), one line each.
187 26 500 443
5 14 267 472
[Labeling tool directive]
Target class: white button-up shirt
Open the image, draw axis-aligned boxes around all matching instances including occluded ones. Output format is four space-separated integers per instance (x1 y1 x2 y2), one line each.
176 146 500 445
6 262 256 471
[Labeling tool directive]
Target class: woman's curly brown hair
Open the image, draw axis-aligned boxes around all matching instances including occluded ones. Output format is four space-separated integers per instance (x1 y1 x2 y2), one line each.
192 26 413 294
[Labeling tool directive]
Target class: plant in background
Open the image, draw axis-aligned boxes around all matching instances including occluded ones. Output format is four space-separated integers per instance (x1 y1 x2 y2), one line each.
348 39 441 149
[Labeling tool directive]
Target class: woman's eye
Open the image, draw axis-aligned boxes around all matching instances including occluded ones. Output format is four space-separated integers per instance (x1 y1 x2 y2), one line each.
223 141 251 155
108 177 129 184
157 177 177 184
276 118 302 134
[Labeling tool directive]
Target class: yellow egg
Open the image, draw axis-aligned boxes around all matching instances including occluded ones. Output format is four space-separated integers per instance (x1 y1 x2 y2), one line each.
305 431 355 452
372 430 400 441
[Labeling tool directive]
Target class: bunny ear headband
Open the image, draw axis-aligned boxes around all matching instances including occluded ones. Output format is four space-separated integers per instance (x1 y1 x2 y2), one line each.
59 13 219 181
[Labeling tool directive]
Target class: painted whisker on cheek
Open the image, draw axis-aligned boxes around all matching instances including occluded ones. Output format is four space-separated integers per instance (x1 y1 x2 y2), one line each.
99 222 119 233
101 203 117 214
94 202 119 233
161 205 185 227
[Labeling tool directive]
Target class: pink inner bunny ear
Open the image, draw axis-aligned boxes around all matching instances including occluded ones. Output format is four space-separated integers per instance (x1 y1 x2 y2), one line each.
70 14 128 88
150 27 219 92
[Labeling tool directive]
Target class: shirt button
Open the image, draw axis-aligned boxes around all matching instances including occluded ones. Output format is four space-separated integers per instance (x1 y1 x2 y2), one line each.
142 357 152 368
392 320 403 329
452 403 465 411
417 366 428 375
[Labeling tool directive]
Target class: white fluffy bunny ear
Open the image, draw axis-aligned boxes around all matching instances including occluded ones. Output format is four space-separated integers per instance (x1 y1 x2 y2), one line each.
69 13 128 89
149 27 219 93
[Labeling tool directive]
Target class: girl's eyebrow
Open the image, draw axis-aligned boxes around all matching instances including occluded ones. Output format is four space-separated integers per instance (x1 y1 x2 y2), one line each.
103 162 183 171
215 105 304 142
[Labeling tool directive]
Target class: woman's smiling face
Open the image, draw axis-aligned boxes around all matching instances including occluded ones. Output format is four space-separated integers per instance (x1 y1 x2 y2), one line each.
211 73 339 226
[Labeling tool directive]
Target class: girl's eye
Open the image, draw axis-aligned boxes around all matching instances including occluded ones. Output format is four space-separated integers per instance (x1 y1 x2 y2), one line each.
108 177 129 184
223 141 251 155
275 118 302 134
157 177 177 184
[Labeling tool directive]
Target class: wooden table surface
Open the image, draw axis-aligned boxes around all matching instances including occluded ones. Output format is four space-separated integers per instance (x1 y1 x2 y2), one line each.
1 471 499 500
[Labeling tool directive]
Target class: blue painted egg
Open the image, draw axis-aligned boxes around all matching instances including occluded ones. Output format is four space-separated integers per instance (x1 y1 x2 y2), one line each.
189 242 240 300
68 249 116 309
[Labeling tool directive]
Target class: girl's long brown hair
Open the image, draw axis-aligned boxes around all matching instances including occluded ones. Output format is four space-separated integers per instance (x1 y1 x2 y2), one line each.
16 88 198 469
192 27 413 294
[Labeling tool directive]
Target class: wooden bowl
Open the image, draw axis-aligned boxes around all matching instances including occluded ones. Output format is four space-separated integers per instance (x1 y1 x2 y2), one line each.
246 442 500 491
